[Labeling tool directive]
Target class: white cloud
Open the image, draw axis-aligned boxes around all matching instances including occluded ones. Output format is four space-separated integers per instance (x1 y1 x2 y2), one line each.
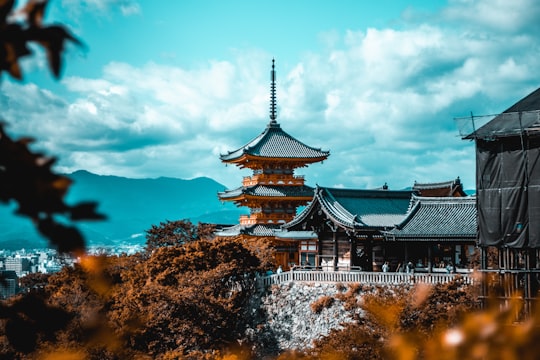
444 0 540 32
4 0 540 192
120 3 141 16
61 0 141 16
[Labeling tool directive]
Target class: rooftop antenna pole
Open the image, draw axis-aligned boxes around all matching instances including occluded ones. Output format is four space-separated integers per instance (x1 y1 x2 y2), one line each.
270 59 277 123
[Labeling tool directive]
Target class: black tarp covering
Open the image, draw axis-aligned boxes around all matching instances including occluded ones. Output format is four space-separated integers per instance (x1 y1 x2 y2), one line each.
529 137 540 245
476 136 540 248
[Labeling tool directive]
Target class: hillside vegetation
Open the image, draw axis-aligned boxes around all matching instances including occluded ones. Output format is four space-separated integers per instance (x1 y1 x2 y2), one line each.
0 170 244 248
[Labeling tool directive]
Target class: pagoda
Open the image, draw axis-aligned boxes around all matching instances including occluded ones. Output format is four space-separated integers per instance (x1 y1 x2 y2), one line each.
217 60 329 262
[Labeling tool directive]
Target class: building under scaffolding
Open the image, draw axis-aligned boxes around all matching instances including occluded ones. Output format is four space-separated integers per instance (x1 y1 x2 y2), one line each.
458 87 540 312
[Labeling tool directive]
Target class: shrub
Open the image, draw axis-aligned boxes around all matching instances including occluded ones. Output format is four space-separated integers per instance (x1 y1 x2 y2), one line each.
336 283 363 311
310 296 335 314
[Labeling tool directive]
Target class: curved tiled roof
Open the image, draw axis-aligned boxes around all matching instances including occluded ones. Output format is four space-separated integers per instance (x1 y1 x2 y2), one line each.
274 230 318 239
215 223 281 237
218 184 314 200
413 180 454 190
284 186 412 230
412 177 467 197
384 195 476 241
220 121 330 162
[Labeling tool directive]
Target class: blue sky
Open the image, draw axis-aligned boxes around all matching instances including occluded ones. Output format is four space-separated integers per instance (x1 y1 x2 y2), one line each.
2 0 540 191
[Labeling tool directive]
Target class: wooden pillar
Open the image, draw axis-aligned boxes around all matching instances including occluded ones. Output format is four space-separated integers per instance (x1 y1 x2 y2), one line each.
531 249 538 296
459 244 466 266
366 235 373 272
349 235 356 270
481 246 488 309
318 236 323 269
333 230 338 271
451 244 456 272
428 245 433 272
404 243 409 263
526 248 538 314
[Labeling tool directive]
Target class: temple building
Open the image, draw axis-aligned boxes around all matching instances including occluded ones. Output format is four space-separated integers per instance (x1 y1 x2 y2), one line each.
279 180 475 272
280 186 412 271
215 60 477 273
383 195 476 272
217 60 329 269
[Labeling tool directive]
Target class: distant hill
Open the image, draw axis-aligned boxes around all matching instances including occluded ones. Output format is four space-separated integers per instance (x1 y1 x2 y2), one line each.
0 170 245 249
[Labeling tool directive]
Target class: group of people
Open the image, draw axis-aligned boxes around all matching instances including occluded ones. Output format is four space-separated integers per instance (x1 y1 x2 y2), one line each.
439 261 455 273
382 260 455 273
381 260 416 273
272 260 456 274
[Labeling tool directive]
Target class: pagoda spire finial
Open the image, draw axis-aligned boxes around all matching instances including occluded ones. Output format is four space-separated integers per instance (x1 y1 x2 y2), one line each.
270 59 277 124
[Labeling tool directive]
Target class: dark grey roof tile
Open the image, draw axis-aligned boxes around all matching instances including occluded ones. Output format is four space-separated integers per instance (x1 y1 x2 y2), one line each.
284 186 412 230
215 223 281 237
384 195 476 240
220 122 329 161
219 184 314 199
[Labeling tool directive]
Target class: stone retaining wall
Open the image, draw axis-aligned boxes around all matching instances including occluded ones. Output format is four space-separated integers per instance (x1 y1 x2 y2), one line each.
244 281 364 356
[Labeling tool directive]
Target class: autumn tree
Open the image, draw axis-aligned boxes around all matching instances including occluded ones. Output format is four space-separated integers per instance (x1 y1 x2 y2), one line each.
0 293 72 357
38 255 137 359
144 219 216 252
110 237 265 357
18 272 50 295
15 227 269 358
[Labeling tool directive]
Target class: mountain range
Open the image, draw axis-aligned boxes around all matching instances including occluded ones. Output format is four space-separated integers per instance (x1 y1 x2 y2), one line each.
0 170 245 249
0 171 476 250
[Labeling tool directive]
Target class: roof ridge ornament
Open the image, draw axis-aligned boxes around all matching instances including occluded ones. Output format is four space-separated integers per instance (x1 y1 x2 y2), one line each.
270 59 277 124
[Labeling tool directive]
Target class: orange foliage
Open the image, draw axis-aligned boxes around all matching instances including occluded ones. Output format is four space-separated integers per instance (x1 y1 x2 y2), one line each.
288 278 538 360
7 232 267 358
310 296 335 314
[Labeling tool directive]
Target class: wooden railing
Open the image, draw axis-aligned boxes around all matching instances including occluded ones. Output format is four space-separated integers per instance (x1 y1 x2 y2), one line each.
242 174 305 186
257 270 474 289
239 213 292 225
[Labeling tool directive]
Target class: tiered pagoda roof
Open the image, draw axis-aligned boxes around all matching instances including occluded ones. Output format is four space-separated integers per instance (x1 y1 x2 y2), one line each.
220 59 329 167
218 184 314 204
217 60 329 235
220 121 329 166
384 195 476 242
215 223 281 237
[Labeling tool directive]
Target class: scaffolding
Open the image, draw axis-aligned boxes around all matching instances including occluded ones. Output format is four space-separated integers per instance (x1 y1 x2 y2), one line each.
456 109 540 315
455 110 540 140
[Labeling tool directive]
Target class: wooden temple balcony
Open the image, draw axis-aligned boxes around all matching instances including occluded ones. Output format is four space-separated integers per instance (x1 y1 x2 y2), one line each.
242 174 305 187
256 270 474 289
240 212 296 225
